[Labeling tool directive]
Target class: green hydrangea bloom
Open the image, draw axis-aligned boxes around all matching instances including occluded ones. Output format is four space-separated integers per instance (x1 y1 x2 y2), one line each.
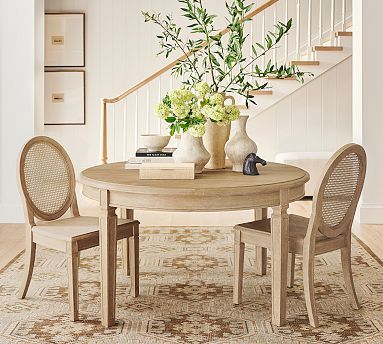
208 93 224 106
188 124 206 137
155 103 170 119
169 88 196 107
195 82 211 98
224 105 240 121
173 104 190 119
201 104 225 122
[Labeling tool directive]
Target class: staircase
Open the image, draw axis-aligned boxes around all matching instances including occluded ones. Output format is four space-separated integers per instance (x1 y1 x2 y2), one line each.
100 0 353 164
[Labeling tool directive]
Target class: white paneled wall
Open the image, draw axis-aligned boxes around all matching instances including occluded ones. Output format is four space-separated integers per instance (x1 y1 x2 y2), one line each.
248 57 352 161
44 0 353 173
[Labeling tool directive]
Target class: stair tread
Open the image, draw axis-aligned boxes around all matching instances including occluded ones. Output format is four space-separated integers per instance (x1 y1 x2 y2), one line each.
336 31 352 37
313 46 343 51
266 76 296 80
290 60 320 66
248 90 273 95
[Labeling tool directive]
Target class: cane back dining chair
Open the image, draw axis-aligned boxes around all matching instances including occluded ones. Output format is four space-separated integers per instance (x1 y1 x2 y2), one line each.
17 136 139 321
233 143 367 327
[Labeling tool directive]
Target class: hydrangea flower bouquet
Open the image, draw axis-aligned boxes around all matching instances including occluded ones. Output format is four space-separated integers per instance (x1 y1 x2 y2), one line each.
156 82 240 137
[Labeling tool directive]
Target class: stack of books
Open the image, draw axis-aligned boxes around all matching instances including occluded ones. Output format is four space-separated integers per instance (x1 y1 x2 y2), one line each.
125 148 175 169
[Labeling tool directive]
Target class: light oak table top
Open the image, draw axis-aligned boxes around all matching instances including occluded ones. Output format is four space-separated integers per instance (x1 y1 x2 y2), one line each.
79 162 309 211
79 162 309 328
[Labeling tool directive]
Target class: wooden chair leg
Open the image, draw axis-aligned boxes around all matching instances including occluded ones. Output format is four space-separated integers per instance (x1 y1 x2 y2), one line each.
122 238 130 276
19 233 36 299
303 250 319 327
287 252 295 288
121 209 134 276
233 237 245 305
254 208 267 276
341 244 360 310
67 243 79 322
255 247 267 276
129 224 139 297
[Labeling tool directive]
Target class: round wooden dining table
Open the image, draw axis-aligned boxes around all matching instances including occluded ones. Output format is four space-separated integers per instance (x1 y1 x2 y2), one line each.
79 162 309 327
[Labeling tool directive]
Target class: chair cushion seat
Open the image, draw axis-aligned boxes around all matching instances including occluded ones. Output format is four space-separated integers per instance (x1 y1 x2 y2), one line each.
33 216 137 242
235 214 328 243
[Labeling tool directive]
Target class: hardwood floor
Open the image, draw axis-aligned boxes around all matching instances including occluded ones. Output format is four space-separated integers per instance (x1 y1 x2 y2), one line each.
1 199 382 271
0 224 24 270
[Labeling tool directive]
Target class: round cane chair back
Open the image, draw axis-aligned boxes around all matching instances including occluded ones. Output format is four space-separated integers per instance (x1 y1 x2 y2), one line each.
18 136 76 221
312 144 366 238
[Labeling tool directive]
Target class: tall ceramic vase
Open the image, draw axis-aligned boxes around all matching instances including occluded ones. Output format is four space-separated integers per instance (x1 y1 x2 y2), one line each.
203 121 231 169
202 93 235 169
173 132 210 174
225 115 257 172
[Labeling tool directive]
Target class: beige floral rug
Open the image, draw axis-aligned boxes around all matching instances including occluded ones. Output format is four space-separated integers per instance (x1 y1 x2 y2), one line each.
0 227 382 344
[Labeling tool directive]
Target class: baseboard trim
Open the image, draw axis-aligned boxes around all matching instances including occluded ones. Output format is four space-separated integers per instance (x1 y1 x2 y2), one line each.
358 204 383 224
0 204 24 223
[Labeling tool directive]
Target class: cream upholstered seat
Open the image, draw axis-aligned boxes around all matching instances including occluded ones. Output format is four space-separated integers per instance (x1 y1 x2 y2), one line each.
34 217 132 242
233 143 367 327
18 136 140 322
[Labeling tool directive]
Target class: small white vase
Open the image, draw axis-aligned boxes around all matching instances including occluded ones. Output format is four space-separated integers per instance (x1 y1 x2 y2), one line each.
225 115 257 172
173 132 211 174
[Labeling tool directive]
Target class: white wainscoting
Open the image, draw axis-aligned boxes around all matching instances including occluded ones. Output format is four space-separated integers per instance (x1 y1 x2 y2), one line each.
247 57 353 162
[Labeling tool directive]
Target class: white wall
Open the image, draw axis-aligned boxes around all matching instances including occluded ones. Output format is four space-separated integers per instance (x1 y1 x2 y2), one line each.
0 0 44 222
353 0 383 224
248 57 353 161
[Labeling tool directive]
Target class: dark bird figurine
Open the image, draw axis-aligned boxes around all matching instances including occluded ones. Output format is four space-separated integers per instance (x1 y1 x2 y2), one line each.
243 153 267 175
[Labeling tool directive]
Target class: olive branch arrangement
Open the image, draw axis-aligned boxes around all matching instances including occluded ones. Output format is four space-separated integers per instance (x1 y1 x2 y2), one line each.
143 0 309 108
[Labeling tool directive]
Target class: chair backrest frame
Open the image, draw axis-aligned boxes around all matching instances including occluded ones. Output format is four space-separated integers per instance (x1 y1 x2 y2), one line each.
308 143 367 239
18 136 77 222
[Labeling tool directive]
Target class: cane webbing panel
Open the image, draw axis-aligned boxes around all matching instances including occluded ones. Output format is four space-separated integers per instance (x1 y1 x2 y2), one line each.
321 152 360 228
23 141 72 216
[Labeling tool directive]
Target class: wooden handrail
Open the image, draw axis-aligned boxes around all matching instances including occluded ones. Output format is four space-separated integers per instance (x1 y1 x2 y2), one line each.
102 0 279 104
100 0 279 163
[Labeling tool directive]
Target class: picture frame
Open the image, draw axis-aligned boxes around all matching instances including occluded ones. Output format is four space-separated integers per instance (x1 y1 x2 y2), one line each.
44 70 85 125
45 13 85 67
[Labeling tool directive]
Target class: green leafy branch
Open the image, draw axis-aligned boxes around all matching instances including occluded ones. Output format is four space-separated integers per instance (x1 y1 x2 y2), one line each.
143 0 311 106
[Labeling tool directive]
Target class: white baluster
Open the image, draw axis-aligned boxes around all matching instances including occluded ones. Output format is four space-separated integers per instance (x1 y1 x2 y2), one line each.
146 86 150 134
342 0 346 31
134 92 138 152
250 17 254 80
273 4 277 66
318 0 322 45
112 103 116 162
158 78 161 134
295 0 301 60
307 0 312 58
123 98 127 161
262 10 265 69
330 0 335 45
284 0 289 63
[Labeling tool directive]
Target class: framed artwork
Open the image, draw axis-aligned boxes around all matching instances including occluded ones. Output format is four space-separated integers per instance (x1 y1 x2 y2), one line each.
45 13 85 67
44 71 85 125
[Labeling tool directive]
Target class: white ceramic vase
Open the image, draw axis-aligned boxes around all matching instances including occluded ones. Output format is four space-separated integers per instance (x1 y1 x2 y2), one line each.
225 115 257 172
173 132 211 174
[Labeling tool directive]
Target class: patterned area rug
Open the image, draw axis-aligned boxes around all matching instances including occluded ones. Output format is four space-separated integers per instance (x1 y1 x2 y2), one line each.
0 227 382 344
